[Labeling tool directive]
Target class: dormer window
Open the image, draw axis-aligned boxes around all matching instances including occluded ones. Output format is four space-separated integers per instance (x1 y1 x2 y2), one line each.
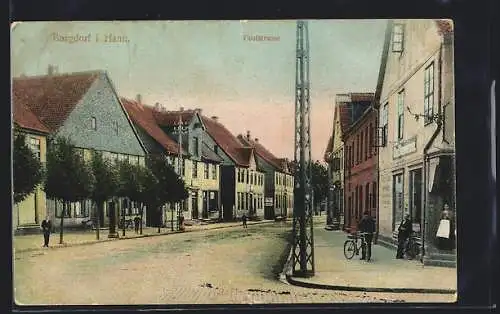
91 117 97 130
392 23 405 53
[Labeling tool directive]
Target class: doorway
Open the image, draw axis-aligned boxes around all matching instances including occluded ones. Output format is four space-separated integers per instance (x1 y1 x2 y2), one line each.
191 191 199 219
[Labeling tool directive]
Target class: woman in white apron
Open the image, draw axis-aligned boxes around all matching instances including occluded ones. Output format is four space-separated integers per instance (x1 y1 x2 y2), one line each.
436 204 455 250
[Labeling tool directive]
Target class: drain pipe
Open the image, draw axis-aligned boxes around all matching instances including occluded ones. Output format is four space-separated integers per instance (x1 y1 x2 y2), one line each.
421 41 444 261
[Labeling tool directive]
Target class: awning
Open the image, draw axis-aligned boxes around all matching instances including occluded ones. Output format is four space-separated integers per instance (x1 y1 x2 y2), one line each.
428 157 440 193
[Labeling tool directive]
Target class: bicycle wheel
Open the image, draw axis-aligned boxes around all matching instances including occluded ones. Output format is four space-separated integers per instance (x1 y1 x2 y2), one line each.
344 240 356 259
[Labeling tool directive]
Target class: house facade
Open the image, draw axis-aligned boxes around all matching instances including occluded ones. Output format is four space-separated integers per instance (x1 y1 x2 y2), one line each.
238 133 294 219
153 108 222 221
340 93 377 233
324 96 350 227
12 68 147 230
201 116 265 221
12 103 51 234
375 20 455 261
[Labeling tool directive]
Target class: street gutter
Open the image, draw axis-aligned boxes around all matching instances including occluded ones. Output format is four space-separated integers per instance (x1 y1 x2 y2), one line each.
14 220 275 254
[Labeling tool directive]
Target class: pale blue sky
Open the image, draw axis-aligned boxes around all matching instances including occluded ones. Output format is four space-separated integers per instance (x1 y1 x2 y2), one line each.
11 20 387 161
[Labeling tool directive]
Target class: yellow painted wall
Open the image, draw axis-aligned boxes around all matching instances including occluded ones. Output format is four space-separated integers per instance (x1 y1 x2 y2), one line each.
14 132 47 229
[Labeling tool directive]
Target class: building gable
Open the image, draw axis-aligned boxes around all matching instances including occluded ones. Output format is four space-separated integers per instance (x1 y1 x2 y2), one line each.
55 73 145 156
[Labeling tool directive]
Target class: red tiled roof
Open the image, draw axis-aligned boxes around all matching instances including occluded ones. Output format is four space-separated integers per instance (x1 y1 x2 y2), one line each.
153 109 199 127
121 98 184 155
200 115 251 167
350 93 375 102
338 103 351 135
237 135 286 172
12 71 100 131
13 103 50 134
435 19 453 35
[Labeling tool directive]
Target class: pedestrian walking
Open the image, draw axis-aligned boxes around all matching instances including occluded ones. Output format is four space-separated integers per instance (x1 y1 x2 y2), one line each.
242 213 248 229
436 204 455 250
357 211 376 261
41 216 52 247
396 213 413 259
134 215 141 234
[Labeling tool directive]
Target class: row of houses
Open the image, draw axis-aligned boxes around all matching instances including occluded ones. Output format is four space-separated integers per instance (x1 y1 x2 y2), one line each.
324 19 455 265
12 67 294 234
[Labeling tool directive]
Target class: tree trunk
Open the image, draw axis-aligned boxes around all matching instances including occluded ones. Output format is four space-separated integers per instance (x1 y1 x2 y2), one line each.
157 205 161 234
171 204 174 231
139 203 143 235
59 201 65 244
122 206 126 237
96 201 101 240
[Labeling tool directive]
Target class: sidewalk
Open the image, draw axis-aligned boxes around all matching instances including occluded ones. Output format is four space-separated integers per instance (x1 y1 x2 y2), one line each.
286 229 457 294
13 220 274 253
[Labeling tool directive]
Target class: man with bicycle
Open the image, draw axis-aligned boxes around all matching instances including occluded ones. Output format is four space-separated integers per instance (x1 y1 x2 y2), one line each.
357 211 376 261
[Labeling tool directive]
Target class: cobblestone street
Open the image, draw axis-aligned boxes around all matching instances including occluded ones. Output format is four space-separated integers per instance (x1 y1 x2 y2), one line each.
14 221 453 305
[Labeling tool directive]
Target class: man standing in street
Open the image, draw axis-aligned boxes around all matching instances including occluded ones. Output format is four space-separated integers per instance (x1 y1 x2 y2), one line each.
41 216 52 247
357 211 376 261
242 213 248 229
396 213 413 259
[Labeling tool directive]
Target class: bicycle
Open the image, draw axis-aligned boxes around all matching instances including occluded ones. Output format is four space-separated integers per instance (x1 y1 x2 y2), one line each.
404 232 421 260
343 232 368 260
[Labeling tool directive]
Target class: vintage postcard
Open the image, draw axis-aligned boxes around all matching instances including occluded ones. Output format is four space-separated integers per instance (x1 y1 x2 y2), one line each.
11 20 456 305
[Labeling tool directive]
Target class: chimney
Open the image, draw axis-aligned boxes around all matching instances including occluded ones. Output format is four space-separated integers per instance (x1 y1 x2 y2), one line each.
246 130 251 140
254 138 259 143
47 65 57 76
211 116 219 122
161 105 166 112
195 108 202 114
179 106 184 112
136 94 142 104
154 102 161 111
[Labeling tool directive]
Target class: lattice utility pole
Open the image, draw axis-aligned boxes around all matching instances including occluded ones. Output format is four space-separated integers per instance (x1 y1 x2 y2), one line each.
292 20 315 277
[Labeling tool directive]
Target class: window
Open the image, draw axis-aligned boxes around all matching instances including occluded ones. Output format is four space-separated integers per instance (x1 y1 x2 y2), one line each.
212 165 217 180
91 117 97 130
424 62 435 124
204 163 209 179
379 103 389 147
364 128 369 160
392 173 404 230
192 137 199 156
192 161 198 178
392 23 404 53
246 170 249 183
368 123 373 157
55 200 71 218
365 184 370 213
250 171 254 185
409 169 422 225
238 193 242 210
372 182 377 209
360 131 364 163
28 137 41 160
181 158 186 176
397 90 405 140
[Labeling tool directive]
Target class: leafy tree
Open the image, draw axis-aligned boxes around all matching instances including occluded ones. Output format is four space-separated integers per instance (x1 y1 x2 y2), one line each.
13 131 44 204
44 137 95 244
145 155 189 232
311 160 329 214
89 151 119 240
117 160 147 234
